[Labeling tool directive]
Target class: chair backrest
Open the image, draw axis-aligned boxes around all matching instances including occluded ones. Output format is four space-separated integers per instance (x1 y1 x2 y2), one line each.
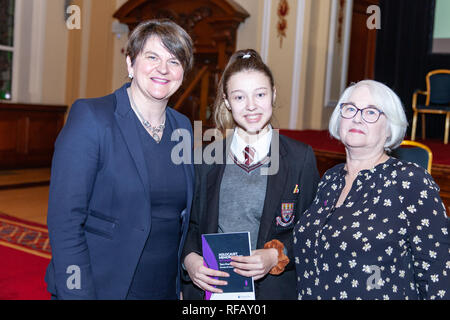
426 69 450 105
390 140 433 173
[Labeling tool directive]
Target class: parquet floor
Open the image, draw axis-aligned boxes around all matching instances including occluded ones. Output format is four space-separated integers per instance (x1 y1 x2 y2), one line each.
0 168 50 188
0 168 50 225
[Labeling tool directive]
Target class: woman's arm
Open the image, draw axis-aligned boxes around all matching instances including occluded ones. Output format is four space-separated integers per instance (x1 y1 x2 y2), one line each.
47 100 100 299
401 166 450 299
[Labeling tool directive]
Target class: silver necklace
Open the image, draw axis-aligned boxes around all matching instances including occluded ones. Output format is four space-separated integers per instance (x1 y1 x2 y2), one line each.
128 88 165 143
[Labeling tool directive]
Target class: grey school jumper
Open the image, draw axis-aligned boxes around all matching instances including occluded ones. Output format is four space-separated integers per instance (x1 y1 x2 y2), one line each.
218 154 268 250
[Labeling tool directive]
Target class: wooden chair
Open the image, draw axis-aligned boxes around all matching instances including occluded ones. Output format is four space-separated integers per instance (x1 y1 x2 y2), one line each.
411 69 450 144
391 140 433 173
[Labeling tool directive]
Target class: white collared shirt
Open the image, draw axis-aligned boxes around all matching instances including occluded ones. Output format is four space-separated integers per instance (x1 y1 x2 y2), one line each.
230 125 273 165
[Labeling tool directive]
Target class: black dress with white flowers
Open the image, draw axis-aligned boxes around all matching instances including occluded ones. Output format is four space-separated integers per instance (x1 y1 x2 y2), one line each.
293 157 449 300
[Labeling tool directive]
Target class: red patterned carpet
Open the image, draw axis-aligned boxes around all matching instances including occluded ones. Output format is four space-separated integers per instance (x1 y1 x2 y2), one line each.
0 213 51 300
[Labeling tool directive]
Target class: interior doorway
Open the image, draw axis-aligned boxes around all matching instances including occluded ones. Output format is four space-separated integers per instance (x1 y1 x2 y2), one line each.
347 0 379 85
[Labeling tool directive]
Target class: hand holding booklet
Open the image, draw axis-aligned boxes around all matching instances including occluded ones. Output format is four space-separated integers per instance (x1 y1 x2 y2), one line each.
201 232 255 300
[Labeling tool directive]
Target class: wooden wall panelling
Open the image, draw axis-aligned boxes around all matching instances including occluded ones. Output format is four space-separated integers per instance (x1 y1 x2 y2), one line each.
0 103 67 169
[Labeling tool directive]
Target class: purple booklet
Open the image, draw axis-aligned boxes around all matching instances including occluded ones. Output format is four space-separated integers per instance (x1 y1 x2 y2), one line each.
202 232 255 300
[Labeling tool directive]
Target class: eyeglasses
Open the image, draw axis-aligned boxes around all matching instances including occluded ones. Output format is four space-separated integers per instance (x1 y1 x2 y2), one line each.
339 103 384 123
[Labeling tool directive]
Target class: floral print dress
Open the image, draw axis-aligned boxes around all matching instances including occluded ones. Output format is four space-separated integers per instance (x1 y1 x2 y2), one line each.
293 157 449 300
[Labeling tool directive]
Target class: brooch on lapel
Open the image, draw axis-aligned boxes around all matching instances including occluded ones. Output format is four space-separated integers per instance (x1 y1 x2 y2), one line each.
293 184 299 194
276 202 295 227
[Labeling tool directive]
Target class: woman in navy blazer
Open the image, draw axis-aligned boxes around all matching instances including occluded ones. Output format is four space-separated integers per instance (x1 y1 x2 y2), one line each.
45 19 194 300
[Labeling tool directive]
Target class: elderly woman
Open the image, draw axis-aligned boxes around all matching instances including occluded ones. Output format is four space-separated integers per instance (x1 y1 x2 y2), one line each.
293 80 449 300
45 19 194 300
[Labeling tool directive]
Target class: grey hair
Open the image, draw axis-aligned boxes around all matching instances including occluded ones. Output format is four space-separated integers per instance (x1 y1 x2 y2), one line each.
328 80 408 151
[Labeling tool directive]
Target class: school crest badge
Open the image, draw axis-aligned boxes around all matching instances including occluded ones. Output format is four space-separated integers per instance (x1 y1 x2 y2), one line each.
276 202 295 227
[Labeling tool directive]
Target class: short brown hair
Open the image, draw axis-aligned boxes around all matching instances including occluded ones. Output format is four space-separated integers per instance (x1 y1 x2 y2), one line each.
126 19 194 76
213 49 276 131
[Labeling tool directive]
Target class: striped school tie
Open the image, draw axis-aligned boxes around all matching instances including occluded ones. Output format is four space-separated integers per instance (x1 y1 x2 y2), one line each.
243 145 256 166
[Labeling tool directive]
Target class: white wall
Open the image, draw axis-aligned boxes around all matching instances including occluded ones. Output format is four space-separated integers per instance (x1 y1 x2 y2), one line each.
111 0 129 92
11 0 68 105
234 0 264 52
41 0 69 105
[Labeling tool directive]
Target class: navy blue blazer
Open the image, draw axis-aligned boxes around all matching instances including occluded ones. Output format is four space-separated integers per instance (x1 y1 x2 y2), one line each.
45 83 194 299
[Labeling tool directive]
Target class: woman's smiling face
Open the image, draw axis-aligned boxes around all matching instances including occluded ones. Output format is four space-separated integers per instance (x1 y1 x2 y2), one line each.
226 70 275 136
127 35 184 103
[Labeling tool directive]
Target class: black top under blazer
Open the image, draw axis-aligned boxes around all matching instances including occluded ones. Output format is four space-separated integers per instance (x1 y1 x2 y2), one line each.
181 133 320 300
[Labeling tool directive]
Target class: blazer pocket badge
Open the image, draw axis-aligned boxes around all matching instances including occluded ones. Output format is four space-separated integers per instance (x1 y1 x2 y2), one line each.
276 202 295 227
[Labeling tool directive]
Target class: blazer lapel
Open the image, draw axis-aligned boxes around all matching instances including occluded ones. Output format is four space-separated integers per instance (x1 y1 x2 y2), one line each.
205 138 230 234
114 84 151 204
256 135 288 249
205 164 224 233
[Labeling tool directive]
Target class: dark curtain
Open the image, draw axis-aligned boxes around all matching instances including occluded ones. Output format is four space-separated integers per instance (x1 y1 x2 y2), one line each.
375 0 450 139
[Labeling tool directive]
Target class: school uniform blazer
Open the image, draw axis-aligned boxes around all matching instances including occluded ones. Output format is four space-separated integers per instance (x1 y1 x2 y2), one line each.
181 133 320 300
45 83 194 300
